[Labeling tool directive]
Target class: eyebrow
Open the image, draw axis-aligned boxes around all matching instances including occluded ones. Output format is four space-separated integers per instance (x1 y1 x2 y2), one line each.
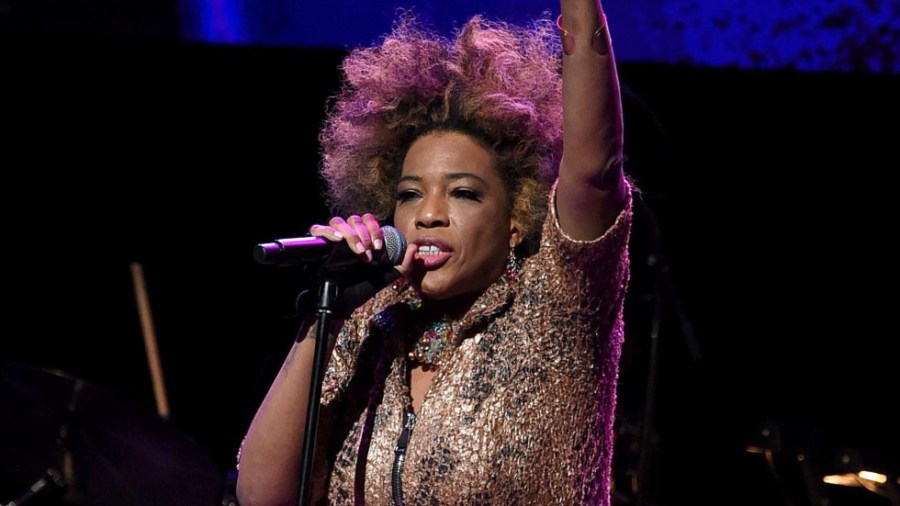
398 172 488 185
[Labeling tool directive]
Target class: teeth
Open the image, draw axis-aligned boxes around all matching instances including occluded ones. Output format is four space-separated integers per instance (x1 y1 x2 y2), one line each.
417 245 441 255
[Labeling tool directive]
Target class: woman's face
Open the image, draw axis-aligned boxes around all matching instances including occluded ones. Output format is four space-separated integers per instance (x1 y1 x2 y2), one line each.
394 130 520 304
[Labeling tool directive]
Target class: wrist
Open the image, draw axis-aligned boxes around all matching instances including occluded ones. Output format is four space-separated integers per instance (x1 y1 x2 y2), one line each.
297 313 345 343
556 12 609 56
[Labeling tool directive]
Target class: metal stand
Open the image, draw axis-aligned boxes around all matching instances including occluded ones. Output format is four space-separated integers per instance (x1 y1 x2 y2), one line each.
296 278 339 506
635 199 701 506
3 469 66 506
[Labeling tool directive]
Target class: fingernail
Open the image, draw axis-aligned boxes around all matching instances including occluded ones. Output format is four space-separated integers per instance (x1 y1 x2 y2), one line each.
365 250 373 263
356 242 366 253
334 231 343 239
373 238 383 250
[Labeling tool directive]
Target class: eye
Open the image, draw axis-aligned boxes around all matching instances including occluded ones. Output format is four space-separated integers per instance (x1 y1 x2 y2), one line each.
451 188 482 201
396 188 421 202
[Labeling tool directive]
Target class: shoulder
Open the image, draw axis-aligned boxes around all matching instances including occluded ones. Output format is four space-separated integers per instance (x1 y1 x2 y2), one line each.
524 177 632 274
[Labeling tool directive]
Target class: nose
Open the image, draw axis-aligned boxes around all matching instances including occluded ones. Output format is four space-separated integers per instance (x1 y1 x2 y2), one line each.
415 194 448 229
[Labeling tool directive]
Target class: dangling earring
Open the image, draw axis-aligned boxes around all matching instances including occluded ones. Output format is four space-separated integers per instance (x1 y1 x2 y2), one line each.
505 245 520 280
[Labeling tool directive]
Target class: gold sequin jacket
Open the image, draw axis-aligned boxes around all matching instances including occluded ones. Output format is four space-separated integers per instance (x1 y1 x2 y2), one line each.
313 183 632 505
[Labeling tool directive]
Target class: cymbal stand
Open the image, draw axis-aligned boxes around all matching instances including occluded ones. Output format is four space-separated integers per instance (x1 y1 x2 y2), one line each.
3 380 84 506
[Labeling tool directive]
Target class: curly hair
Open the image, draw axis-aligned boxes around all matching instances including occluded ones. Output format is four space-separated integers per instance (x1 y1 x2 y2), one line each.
319 13 563 253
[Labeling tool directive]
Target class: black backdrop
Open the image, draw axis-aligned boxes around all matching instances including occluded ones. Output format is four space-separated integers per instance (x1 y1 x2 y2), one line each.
3 39 898 505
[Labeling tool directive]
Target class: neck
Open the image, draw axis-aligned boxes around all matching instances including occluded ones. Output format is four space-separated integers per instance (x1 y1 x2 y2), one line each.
417 292 478 322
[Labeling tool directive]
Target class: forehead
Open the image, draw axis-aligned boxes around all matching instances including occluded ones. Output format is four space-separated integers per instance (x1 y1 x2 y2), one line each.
401 131 499 180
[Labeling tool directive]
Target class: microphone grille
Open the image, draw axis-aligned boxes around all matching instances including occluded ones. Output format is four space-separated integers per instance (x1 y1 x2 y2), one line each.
381 226 406 265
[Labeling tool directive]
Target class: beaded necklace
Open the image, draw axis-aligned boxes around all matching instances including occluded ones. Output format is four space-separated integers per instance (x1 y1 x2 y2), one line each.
405 299 457 371
397 248 521 371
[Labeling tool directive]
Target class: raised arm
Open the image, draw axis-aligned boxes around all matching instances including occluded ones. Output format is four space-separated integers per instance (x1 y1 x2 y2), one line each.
556 0 627 240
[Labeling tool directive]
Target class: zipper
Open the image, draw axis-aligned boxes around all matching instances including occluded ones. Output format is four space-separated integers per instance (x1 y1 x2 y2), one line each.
391 408 417 506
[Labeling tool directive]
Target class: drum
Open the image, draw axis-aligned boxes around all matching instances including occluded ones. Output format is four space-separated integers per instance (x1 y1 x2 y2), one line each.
0 361 224 506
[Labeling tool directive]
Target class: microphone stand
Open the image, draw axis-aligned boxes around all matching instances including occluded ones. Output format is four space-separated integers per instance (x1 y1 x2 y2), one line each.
635 198 701 506
296 277 339 506
4 469 66 506
257 232 403 506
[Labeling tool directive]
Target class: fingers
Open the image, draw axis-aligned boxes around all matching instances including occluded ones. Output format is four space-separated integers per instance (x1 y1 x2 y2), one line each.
309 213 383 263
362 214 384 252
308 223 343 240
394 242 425 290
394 243 419 277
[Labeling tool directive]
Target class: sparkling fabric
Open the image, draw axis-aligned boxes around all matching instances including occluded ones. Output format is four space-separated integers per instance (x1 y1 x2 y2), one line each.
314 182 632 505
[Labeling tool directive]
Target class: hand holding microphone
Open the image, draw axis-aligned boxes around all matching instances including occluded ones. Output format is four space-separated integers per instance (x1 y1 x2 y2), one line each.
254 214 416 318
255 216 407 267
311 214 401 264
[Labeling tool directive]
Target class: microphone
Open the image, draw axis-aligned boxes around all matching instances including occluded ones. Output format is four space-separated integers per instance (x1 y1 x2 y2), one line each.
253 225 406 269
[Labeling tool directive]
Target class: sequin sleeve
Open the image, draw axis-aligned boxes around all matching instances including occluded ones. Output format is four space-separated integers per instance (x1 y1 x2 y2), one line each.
535 178 632 326
313 295 389 502
488 179 632 503
319 297 378 406
320 280 409 406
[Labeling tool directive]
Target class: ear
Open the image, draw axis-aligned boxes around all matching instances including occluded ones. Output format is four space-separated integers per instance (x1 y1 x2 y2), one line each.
508 217 523 249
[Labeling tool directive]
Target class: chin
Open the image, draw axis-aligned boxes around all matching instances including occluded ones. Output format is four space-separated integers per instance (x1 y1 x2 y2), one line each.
416 280 454 301
416 272 494 304
414 271 462 301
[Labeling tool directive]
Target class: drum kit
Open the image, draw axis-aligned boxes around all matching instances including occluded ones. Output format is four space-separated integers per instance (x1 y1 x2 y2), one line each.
0 360 228 506
1 263 229 506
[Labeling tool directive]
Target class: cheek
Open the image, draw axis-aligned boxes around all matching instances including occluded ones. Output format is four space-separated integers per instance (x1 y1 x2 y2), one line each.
392 208 414 233
463 217 512 261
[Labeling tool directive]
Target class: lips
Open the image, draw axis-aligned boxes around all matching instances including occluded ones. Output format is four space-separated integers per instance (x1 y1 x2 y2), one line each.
413 239 453 269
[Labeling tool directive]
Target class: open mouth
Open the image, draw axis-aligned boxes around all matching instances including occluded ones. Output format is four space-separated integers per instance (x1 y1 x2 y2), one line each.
414 243 452 268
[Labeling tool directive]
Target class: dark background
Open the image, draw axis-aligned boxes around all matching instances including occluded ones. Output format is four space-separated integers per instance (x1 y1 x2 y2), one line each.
2 30 898 506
